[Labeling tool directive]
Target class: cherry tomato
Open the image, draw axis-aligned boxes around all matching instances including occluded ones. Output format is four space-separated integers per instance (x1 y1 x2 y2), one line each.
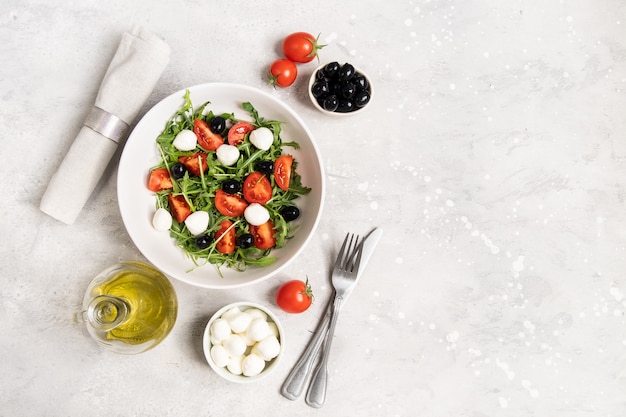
178 152 208 176
214 189 248 217
268 59 297 88
147 167 173 192
167 194 191 223
215 220 236 254
276 278 313 313
249 220 277 249
243 172 272 204
281 32 325 63
194 119 224 151
228 121 255 146
274 155 293 191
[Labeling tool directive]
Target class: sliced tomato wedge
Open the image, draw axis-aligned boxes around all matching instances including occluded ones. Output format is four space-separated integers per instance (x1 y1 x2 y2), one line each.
178 152 208 176
274 155 293 191
227 121 255 146
194 119 224 151
215 220 236 254
250 220 277 249
168 194 191 223
214 189 248 217
147 167 173 192
243 172 272 204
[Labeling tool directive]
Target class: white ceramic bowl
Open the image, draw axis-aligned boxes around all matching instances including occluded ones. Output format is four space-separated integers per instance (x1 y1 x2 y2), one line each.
308 63 373 116
202 301 284 383
117 83 325 289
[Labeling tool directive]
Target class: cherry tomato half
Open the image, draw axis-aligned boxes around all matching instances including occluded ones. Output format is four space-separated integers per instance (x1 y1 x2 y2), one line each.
228 121 255 146
178 152 208 177
147 167 173 192
281 32 325 63
194 119 224 151
168 194 191 223
274 155 293 191
249 220 276 250
276 279 313 314
214 189 248 217
243 172 272 204
268 59 297 88
215 220 236 254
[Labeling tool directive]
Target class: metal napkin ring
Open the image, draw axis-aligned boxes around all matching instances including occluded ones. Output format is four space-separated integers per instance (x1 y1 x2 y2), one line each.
84 106 130 144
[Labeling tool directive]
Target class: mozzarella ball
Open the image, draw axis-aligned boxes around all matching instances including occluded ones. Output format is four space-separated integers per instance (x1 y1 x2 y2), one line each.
244 308 268 321
210 344 229 368
184 210 209 235
244 203 270 226
210 318 231 342
267 322 279 338
227 356 243 375
152 208 172 231
237 331 256 347
221 307 242 321
255 335 281 361
248 127 274 150
172 129 197 151
216 144 240 166
242 353 266 377
246 318 270 342
210 335 223 345
222 334 247 358
227 312 252 333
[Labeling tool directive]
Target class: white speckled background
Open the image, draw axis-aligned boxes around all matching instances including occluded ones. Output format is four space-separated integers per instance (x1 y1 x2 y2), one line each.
2 0 626 416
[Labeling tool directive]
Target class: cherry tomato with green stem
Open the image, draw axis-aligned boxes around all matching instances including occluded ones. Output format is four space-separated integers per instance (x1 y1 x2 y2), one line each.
268 59 297 88
276 278 313 313
282 32 325 63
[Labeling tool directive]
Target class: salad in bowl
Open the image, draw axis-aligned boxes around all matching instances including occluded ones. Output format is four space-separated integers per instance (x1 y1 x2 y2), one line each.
117 83 325 289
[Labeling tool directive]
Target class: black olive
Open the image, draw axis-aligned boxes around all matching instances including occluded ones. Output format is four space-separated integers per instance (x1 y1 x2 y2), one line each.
354 90 371 108
236 233 254 249
323 62 340 78
336 99 355 113
255 160 274 175
321 95 339 112
222 179 241 194
209 116 226 134
281 206 300 221
352 73 368 91
171 162 186 179
315 69 326 81
340 82 356 99
338 63 355 81
326 81 340 96
195 234 212 249
311 80 330 99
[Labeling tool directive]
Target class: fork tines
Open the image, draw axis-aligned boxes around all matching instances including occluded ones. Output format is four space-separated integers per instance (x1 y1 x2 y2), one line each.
339 233 361 272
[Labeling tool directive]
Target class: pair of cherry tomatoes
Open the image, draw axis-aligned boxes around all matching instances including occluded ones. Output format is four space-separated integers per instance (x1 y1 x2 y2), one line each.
268 32 325 88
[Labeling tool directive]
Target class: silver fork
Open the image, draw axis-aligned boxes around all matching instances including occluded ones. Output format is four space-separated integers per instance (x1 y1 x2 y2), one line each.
305 233 363 408
280 294 333 400
280 233 362 401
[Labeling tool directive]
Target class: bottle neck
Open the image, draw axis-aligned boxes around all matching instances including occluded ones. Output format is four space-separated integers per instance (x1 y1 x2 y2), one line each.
86 295 129 331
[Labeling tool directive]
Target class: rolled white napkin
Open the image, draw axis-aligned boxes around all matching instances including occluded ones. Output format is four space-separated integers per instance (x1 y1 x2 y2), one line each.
40 24 170 224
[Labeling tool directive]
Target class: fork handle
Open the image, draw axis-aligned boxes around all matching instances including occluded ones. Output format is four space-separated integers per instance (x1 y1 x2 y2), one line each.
280 295 333 400
305 296 343 408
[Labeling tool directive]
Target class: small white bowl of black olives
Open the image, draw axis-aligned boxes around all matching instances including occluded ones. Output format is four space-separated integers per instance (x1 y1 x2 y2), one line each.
308 62 372 116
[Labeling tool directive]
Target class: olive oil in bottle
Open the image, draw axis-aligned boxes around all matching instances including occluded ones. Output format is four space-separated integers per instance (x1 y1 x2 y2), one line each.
78 262 178 354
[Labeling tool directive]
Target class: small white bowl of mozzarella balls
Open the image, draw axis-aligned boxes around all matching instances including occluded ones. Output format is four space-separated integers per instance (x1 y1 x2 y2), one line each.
203 301 284 383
